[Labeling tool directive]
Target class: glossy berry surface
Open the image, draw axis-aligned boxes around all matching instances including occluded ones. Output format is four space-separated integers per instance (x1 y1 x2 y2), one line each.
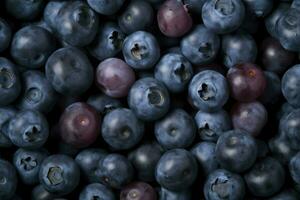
75 148 107 183
120 182 157 200
215 130 257 173
244 157 285 197
157 0 192 37
191 142 219 177
155 109 195 149
101 108 144 150
45 47 94 96
119 1 154 34
231 101 268 136
10 25 56 69
96 154 134 189
128 142 163 182
155 149 198 191
96 58 136 98
1 0 300 199
59 102 100 148
227 63 266 102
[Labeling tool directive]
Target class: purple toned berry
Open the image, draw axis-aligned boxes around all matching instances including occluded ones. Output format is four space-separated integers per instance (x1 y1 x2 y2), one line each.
157 0 192 37
59 102 100 148
227 63 266 102
96 58 136 98
231 101 268 137
120 182 157 200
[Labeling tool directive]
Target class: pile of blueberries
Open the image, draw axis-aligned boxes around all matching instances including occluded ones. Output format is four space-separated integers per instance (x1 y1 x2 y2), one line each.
1 0 300 199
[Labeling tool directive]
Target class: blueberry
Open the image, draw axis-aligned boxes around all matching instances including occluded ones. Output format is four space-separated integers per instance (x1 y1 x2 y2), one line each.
13 148 48 185
260 37 296 74
17 70 58 113
43 1 67 31
10 25 56 69
128 142 164 182
195 109 231 142
155 149 198 191
0 18 12 52
180 25 220 65
96 58 136 98
259 71 281 105
79 183 115 200
202 0 245 34
0 57 21 106
120 182 157 200
265 3 289 38
188 70 229 112
87 0 125 15
227 63 266 102
243 0 273 17
191 142 219 177
157 0 193 37
87 94 122 115
221 31 257 68
159 187 191 200
281 65 300 108
270 133 298 165
96 154 134 189
279 109 300 150
8 110 49 149
88 22 125 61
0 107 16 147
119 1 154 34
154 109 196 149
128 77 170 121
154 53 193 93
5 0 45 21
123 31 160 70
204 169 245 200
276 8 300 52
231 101 268 137
216 130 257 173
45 47 94 96
59 102 100 148
53 1 99 47
244 157 285 197
101 108 144 150
75 148 107 183
0 159 18 200
39 154 80 195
